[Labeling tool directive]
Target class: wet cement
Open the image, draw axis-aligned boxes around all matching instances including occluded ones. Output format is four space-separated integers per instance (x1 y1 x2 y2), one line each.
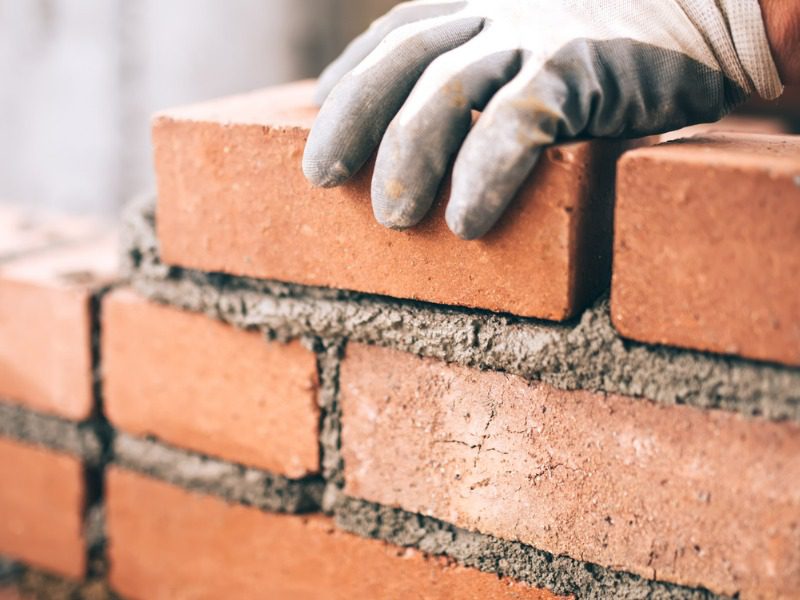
0 560 119 600
113 433 323 514
0 401 102 464
125 196 800 421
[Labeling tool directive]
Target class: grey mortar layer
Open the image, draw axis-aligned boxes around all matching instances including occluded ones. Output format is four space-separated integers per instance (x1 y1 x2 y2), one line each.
315 340 345 495
114 433 323 514
334 495 727 600
124 197 800 421
0 401 102 464
0 560 120 600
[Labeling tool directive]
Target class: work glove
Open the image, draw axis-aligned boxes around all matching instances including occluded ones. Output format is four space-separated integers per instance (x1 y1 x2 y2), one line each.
303 0 783 240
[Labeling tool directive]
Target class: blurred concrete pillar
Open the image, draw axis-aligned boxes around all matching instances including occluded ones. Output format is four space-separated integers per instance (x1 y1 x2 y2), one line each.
0 0 120 214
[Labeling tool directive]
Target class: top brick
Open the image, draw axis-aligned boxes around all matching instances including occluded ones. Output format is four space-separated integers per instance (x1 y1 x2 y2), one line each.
612 133 800 366
153 81 636 321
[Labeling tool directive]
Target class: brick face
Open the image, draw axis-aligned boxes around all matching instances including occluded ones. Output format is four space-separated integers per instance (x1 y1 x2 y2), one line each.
612 133 800 366
339 343 800 597
0 237 116 419
153 80 634 321
0 437 86 579
103 289 320 478
106 468 563 600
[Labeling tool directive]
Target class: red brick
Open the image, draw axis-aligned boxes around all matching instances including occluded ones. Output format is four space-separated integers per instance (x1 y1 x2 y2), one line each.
106 468 563 600
611 133 800 366
103 289 319 477
0 237 117 419
0 437 86 579
153 80 635 321
339 343 800 597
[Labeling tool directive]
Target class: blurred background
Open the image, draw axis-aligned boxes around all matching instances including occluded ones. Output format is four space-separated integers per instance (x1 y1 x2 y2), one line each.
0 0 396 216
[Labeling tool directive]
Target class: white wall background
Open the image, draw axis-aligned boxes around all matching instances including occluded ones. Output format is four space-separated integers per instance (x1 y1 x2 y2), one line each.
0 0 396 215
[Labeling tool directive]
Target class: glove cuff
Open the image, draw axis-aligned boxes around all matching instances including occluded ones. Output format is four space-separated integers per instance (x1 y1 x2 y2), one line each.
720 0 783 99
678 0 784 100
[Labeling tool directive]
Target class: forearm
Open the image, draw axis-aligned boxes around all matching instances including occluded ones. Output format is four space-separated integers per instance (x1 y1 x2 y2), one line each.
761 0 800 83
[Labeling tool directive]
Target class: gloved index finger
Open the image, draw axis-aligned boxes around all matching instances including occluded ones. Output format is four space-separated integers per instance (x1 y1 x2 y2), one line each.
371 33 521 230
314 1 469 105
447 64 566 240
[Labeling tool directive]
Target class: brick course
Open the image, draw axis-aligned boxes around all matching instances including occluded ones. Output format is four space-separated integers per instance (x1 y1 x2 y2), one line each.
103 289 320 478
106 468 563 600
0 437 86 579
128 196 800 421
0 237 116 419
612 133 800 366
339 343 800 597
152 80 635 321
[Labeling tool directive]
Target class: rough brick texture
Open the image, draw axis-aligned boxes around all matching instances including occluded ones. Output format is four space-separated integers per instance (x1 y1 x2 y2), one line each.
612 133 800 367
103 289 320 478
0 438 86 579
0 237 116 419
106 468 562 600
153 80 635 321
339 343 800 598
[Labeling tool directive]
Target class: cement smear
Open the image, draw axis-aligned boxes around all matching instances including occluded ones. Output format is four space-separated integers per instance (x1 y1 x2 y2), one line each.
315 340 345 504
0 557 20 584
113 433 323 514
0 563 119 600
334 495 727 600
125 196 800 421
0 401 102 463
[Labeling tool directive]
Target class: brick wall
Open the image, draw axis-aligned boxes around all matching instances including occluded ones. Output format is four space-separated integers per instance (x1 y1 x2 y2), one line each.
1 84 799 599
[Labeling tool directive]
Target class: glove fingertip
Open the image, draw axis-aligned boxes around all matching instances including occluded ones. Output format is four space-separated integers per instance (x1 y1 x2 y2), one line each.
371 179 424 230
445 205 485 240
302 155 352 188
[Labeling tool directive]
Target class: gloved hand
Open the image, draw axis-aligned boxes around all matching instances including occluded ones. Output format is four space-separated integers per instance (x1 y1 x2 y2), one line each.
303 0 783 240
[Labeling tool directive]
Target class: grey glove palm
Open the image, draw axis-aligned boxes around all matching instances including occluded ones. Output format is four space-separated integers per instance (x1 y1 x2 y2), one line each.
303 0 783 239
